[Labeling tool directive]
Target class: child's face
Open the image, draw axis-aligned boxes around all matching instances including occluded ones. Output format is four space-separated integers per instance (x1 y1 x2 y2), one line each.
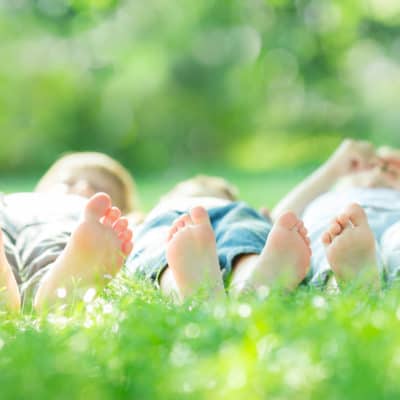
342 160 400 190
51 168 122 202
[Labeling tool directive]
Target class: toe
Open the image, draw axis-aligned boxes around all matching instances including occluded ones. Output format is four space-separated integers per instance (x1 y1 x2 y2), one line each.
167 216 185 241
119 229 133 243
84 193 112 221
167 225 179 242
102 207 122 227
346 203 368 227
329 222 342 236
322 232 332 245
300 232 311 248
182 214 193 227
177 220 185 229
299 226 308 236
275 211 299 230
122 241 133 256
337 214 350 229
113 218 129 234
190 206 211 226
174 214 191 231
177 214 189 226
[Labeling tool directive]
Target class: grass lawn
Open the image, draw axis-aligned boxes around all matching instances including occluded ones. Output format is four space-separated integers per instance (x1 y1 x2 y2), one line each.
1 167 400 399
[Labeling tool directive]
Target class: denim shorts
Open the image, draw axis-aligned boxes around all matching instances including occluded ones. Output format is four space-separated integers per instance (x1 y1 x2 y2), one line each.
126 202 272 285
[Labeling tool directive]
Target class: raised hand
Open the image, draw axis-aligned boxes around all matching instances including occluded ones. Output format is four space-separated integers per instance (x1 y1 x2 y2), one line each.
326 139 380 178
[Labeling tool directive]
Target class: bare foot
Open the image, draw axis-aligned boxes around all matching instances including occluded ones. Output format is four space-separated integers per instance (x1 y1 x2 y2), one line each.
34 193 133 310
0 231 21 312
166 206 225 301
235 212 311 292
322 203 379 287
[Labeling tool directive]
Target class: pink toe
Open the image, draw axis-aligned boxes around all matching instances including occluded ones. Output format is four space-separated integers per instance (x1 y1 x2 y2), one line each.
182 214 193 227
119 230 133 243
167 226 178 242
347 203 368 226
190 206 210 225
322 232 332 245
177 220 185 229
84 193 112 221
122 241 133 255
329 222 342 236
113 218 129 234
168 216 185 240
175 215 189 230
103 207 121 226
299 227 308 236
337 214 350 228
275 211 299 230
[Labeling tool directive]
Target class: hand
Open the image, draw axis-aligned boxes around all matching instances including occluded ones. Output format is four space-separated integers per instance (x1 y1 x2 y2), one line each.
377 146 400 170
259 206 271 220
326 139 380 178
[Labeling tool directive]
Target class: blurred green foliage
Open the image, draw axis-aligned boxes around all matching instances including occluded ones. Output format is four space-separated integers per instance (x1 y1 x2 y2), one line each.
1 0 400 173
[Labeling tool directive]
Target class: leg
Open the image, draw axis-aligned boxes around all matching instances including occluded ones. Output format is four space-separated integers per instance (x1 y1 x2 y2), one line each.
322 203 379 288
34 193 133 310
165 206 225 301
0 230 20 312
230 212 311 295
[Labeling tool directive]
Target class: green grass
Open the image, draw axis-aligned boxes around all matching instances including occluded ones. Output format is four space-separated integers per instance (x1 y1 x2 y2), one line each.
1 167 399 399
2 282 400 399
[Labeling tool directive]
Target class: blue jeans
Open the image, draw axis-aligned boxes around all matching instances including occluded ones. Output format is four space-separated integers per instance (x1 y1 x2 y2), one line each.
126 202 272 285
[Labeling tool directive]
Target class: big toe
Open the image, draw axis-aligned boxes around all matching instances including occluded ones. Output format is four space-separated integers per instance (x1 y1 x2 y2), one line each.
84 193 112 221
346 203 368 227
275 211 299 230
190 206 211 226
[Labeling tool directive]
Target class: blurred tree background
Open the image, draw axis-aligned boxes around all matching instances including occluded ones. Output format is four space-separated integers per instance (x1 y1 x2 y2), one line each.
0 0 400 175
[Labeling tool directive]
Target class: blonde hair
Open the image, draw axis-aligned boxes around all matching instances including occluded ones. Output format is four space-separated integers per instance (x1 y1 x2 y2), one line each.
161 174 239 201
35 152 139 214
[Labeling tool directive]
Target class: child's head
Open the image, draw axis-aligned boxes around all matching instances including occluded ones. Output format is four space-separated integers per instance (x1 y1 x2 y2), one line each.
35 152 139 214
337 145 400 191
161 175 239 201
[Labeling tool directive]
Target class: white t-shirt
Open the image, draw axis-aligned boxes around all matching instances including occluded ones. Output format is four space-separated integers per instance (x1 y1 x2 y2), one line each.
303 187 400 239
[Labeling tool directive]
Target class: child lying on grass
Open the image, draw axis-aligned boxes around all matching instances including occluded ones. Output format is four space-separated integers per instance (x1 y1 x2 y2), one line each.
0 192 133 312
35 151 143 223
273 139 400 289
0 151 138 313
126 175 312 301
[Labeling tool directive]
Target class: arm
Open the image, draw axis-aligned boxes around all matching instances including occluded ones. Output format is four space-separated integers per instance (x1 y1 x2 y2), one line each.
271 139 379 220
